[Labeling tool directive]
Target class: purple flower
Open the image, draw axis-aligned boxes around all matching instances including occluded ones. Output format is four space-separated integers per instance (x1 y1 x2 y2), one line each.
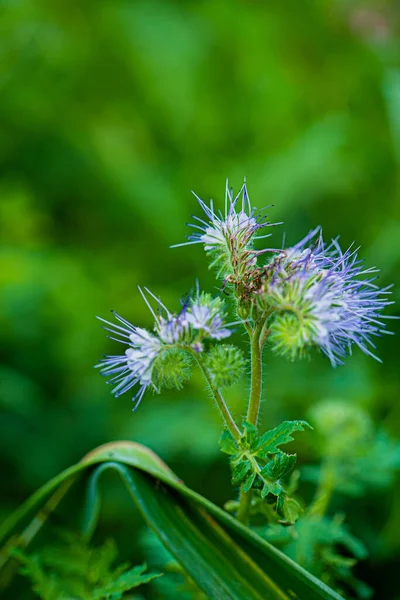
96 318 162 410
96 286 232 408
188 294 231 340
172 179 280 277
266 229 394 366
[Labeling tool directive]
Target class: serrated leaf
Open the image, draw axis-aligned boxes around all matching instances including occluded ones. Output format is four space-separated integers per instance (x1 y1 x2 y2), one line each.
11 539 161 600
93 564 162 598
261 481 282 498
243 471 257 493
253 420 311 454
261 453 297 481
231 459 252 485
10 549 63 600
219 430 238 455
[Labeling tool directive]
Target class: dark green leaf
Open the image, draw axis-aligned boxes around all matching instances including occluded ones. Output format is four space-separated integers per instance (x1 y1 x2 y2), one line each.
261 453 297 481
243 471 257 493
253 420 312 455
231 459 252 485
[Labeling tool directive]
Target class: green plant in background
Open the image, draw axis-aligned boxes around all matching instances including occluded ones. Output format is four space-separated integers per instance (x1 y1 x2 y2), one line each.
0 180 397 600
10 532 161 600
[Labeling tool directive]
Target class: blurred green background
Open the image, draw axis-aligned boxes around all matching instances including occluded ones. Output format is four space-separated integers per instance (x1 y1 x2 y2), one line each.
1 0 400 598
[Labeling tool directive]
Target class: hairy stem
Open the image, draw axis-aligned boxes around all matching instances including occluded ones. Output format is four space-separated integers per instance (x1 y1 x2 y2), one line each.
237 319 267 522
193 353 241 442
246 322 264 426
236 487 252 524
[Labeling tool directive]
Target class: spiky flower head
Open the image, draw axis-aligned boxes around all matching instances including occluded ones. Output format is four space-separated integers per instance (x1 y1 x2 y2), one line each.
262 229 393 366
172 179 279 280
187 292 231 341
96 287 232 409
203 345 247 389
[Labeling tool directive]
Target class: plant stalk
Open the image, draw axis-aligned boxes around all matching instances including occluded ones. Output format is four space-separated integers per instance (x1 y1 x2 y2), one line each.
236 486 252 524
246 322 264 426
237 320 266 523
193 354 241 442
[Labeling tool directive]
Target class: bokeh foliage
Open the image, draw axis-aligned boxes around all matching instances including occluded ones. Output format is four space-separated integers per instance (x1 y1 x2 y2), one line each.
1 0 400 597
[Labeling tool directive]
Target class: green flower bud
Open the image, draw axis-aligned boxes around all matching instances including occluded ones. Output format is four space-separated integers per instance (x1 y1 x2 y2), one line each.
203 345 246 388
236 301 251 321
269 313 313 361
152 348 192 391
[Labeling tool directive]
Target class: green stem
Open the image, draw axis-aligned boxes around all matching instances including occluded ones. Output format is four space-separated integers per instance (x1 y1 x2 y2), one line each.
236 487 252 524
193 353 241 442
259 325 271 350
237 319 267 523
246 322 264 426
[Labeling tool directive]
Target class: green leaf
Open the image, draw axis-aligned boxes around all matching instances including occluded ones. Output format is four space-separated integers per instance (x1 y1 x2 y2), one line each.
261 453 297 481
93 564 161 599
243 471 257 493
281 497 303 525
253 420 312 455
219 430 238 455
9 549 63 600
261 482 282 498
231 459 252 485
0 441 343 600
276 494 285 514
242 421 259 447
10 535 161 600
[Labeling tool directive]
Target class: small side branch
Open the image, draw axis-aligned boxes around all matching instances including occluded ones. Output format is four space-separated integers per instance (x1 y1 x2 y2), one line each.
193 353 241 442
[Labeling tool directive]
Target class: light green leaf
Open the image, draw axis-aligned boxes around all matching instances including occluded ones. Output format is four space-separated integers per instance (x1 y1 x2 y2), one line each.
281 497 303 525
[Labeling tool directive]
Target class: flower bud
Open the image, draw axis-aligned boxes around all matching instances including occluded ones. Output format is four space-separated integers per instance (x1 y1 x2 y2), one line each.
203 345 246 388
173 180 278 283
269 313 312 361
237 301 251 321
152 348 192 391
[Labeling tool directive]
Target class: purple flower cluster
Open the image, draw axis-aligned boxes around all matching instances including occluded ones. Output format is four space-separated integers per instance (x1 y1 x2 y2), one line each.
96 287 231 409
266 228 393 365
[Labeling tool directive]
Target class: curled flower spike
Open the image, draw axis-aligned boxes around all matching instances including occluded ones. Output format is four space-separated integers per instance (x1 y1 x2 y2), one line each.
187 292 231 340
172 179 281 279
264 229 394 366
96 316 162 410
96 286 232 409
